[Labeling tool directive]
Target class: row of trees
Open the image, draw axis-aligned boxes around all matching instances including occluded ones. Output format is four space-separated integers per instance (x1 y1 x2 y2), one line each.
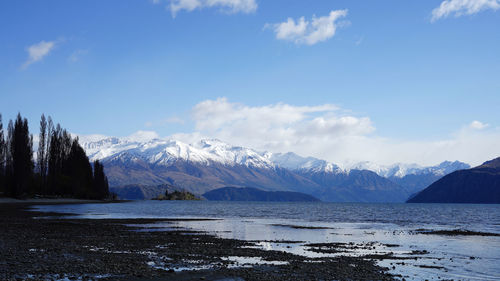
0 113 110 199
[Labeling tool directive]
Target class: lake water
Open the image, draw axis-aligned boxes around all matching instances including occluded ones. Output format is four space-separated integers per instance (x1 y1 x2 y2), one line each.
33 201 500 280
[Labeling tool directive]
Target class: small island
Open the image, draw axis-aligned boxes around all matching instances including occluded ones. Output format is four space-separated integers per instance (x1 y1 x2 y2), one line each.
153 190 201 201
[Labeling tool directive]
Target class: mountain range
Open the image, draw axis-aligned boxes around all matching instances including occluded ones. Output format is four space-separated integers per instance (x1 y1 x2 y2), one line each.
408 157 500 204
203 187 319 202
80 136 470 202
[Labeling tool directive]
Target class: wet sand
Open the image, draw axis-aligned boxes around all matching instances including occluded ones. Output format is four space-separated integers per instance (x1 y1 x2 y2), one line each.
0 201 395 280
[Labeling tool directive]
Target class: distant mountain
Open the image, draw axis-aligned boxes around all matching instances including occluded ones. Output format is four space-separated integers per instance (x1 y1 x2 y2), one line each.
352 161 470 195
80 136 466 203
203 187 320 202
407 157 500 204
352 161 470 178
269 152 342 173
110 183 180 200
298 169 411 202
82 137 274 169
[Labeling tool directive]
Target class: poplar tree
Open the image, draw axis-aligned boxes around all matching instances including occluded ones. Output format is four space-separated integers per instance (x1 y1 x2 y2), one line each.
0 113 110 200
5 120 13 196
8 114 33 198
93 160 109 199
46 116 53 186
37 114 47 193
0 114 5 194
67 138 93 198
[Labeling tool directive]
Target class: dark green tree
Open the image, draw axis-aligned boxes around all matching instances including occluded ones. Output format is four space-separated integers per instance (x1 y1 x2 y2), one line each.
67 138 93 198
47 124 60 195
0 113 110 200
47 124 73 195
5 120 14 196
37 114 48 194
93 160 109 199
0 114 5 195
46 116 53 187
7 114 33 198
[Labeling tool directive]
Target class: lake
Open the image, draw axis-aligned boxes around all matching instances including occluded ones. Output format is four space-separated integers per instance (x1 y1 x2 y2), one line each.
33 201 500 280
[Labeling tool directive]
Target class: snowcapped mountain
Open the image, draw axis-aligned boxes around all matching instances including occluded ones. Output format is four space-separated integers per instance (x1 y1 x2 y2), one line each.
78 135 470 202
349 160 470 196
350 161 470 178
81 136 274 169
80 135 468 178
267 152 343 174
80 136 347 173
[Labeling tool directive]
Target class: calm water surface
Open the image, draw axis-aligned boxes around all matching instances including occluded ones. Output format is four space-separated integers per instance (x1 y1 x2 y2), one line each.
34 201 500 280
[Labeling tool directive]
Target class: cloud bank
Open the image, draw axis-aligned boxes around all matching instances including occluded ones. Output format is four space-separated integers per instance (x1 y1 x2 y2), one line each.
431 0 500 21
22 40 57 69
166 0 257 17
166 98 500 167
266 10 348 45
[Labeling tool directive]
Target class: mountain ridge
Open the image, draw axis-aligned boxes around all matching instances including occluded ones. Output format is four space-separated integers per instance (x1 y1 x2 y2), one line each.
407 157 500 204
80 136 469 202
203 187 320 202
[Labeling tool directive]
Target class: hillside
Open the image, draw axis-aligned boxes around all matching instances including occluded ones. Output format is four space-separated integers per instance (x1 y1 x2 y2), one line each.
407 157 500 204
81 136 467 203
110 184 180 200
203 187 320 202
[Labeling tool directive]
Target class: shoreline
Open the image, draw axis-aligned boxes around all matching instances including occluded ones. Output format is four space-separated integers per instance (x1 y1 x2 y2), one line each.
0 201 396 280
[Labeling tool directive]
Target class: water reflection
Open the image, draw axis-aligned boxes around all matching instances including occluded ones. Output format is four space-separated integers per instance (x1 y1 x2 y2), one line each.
33 201 500 280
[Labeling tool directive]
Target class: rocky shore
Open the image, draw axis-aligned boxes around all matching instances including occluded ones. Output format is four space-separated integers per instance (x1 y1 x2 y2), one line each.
0 202 395 280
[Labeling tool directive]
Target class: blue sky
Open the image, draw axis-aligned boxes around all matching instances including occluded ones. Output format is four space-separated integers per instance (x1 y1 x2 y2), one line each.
1 0 500 166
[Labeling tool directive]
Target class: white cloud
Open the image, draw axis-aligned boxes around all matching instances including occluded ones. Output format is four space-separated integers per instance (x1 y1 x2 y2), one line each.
169 0 257 17
68 49 88 63
81 99 500 168
431 0 500 21
182 98 500 167
22 40 57 69
469 120 489 130
266 10 348 45
189 97 376 156
126 130 160 142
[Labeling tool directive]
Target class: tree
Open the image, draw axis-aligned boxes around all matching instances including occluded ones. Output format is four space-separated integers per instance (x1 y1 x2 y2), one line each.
0 113 110 200
67 138 93 198
37 114 47 193
47 124 71 196
93 160 109 199
46 116 53 188
7 114 34 198
5 120 13 196
0 114 5 195
47 124 60 195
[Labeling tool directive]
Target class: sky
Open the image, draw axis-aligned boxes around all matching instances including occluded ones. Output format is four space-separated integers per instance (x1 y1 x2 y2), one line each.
1 0 500 167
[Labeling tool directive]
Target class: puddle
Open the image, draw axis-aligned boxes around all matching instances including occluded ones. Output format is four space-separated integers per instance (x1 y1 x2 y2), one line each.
162 218 500 280
221 256 288 268
33 202 500 280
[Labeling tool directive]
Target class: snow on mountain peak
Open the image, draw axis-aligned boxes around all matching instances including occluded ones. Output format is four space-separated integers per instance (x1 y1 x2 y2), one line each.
79 134 469 177
268 152 343 173
348 160 470 178
80 136 275 169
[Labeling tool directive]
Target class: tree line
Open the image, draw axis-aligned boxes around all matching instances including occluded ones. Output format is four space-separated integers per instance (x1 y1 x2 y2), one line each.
0 113 110 199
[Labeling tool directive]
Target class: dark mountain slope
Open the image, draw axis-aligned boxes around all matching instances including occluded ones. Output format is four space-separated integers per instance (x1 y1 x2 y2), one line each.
103 156 323 195
407 157 500 204
203 187 320 202
110 183 181 200
298 170 410 203
102 156 416 202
